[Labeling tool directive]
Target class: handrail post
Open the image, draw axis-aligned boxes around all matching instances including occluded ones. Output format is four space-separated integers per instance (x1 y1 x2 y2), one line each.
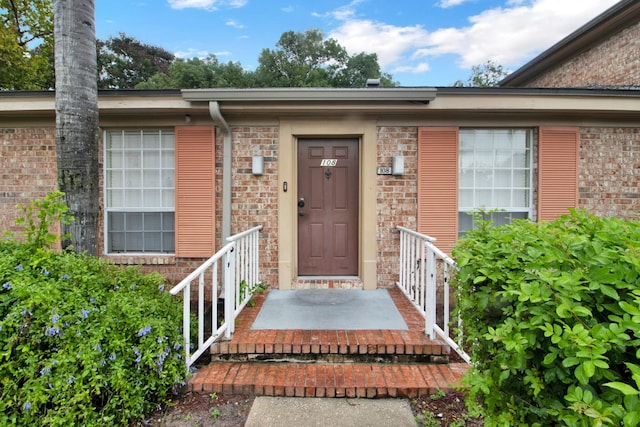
224 244 236 339
183 281 191 365
425 243 437 340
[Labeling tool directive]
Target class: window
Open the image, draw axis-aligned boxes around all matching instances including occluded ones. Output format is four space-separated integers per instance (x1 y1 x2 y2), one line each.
105 130 175 253
458 129 532 235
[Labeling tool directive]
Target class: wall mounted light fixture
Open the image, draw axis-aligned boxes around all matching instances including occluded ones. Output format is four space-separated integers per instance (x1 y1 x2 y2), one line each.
392 155 405 175
252 155 264 175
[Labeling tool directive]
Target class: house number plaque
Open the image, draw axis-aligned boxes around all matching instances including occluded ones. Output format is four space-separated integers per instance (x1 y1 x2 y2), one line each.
320 159 338 166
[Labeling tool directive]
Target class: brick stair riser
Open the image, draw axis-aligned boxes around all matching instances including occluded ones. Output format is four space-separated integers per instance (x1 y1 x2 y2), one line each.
188 362 469 398
212 353 449 364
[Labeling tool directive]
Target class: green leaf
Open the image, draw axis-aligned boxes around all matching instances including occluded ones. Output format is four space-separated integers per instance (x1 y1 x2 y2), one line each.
620 301 640 316
543 352 558 365
623 411 640 427
473 275 487 284
604 381 639 396
582 360 595 379
563 357 580 368
599 285 619 300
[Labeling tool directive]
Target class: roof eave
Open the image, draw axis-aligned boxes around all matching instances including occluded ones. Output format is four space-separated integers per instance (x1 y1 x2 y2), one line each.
181 87 438 103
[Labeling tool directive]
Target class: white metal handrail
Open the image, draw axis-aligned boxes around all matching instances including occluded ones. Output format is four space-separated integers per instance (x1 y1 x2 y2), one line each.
396 226 470 363
170 225 263 369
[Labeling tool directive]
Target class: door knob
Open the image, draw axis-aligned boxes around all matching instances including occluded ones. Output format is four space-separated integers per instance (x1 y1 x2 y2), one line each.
298 198 305 208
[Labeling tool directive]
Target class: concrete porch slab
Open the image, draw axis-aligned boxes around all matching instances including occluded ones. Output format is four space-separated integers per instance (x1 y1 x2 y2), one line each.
245 396 417 427
250 289 408 330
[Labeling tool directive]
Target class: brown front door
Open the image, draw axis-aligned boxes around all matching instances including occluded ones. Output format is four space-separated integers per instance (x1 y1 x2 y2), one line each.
298 138 359 276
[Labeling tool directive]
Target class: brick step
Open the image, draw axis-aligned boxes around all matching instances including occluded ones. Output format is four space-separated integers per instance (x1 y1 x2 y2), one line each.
188 362 469 398
211 329 449 359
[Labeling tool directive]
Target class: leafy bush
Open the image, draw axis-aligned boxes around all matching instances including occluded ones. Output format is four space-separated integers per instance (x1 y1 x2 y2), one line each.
453 210 640 426
0 194 188 426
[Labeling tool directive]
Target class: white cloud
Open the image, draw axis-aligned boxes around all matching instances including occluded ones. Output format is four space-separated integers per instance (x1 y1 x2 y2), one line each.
393 62 430 73
329 20 429 67
167 0 246 10
438 0 472 8
415 0 620 69
313 0 364 21
326 0 619 78
174 48 231 59
282 6 295 13
226 19 245 29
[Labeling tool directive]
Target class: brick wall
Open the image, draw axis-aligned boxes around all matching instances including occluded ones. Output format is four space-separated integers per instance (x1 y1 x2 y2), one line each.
230 126 280 289
2 123 639 292
526 21 640 87
376 126 419 288
579 127 640 218
0 127 58 238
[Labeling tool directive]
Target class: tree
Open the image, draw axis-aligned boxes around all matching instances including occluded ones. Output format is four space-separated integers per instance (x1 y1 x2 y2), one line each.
136 54 254 89
54 0 99 254
453 60 509 87
0 0 54 90
97 33 175 89
255 29 394 88
333 52 397 88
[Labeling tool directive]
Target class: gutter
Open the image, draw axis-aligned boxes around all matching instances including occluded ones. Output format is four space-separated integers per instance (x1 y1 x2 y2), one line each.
208 101 232 243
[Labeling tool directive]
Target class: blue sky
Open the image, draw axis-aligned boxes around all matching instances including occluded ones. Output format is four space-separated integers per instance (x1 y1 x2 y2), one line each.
95 0 620 87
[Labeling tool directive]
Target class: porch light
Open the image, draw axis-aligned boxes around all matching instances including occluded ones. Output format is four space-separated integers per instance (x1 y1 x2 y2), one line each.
392 155 405 175
252 156 264 175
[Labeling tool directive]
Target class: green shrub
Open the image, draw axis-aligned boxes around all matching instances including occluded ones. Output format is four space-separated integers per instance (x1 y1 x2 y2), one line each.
0 193 188 426
453 210 640 426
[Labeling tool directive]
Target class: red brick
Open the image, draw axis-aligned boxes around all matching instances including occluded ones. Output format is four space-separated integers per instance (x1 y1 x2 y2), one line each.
294 364 307 397
273 365 287 396
334 364 346 398
292 330 303 353
382 330 395 353
253 365 269 395
352 364 368 398
403 364 428 396
274 330 285 353
382 366 398 397
362 365 379 398
336 330 348 354
221 364 241 394
370 364 387 398
301 331 312 353
437 364 458 387
263 365 276 396
340 364 355 398
316 364 327 397
284 365 297 397
305 364 317 397
264 331 276 353
346 331 359 354
283 330 294 353
324 365 336 398
320 330 330 354
310 331 321 353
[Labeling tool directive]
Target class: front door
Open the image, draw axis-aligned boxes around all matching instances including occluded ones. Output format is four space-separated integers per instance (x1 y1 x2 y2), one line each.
298 138 359 276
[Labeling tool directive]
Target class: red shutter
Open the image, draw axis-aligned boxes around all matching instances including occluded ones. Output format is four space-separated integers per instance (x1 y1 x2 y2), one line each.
538 127 579 221
175 126 215 257
417 127 459 254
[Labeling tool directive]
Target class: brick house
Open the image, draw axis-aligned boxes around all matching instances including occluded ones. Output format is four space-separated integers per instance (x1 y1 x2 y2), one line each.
1 0 639 292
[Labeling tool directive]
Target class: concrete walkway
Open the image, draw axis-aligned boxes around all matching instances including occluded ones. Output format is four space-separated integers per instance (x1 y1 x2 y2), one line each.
245 396 417 427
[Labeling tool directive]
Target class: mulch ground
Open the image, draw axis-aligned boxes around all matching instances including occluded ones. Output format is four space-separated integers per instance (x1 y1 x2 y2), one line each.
139 389 483 426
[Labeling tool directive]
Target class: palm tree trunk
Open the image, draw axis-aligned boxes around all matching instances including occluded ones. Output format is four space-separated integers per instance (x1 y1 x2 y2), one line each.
54 0 99 254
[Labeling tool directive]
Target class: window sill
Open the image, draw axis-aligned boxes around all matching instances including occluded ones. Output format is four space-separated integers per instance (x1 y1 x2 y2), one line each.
104 254 176 265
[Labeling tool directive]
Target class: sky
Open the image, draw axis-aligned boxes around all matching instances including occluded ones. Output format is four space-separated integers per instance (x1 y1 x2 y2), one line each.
94 0 621 87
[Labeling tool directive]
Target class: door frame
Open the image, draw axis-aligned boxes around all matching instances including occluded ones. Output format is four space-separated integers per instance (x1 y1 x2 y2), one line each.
277 118 378 290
